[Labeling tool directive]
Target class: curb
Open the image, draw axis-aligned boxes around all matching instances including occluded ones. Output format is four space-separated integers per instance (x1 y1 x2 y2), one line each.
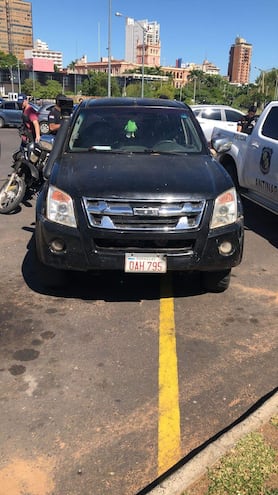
147 391 278 495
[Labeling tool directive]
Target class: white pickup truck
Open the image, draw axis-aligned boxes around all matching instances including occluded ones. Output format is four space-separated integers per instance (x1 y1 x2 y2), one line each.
211 101 278 215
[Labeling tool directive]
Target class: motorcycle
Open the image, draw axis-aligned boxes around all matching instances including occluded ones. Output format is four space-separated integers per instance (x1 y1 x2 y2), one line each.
0 135 54 214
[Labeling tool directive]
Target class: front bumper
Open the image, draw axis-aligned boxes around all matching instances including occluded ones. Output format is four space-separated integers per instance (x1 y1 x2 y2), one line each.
35 215 244 273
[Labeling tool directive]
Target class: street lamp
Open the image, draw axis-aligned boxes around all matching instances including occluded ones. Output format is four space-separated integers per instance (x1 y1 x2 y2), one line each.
107 0 112 97
115 12 146 98
274 72 278 100
255 66 265 94
193 76 197 104
6 65 14 94
17 60 21 94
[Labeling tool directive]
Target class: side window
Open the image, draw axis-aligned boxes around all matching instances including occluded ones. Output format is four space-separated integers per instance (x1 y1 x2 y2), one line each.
225 110 243 122
201 109 221 121
3 101 18 110
261 107 278 140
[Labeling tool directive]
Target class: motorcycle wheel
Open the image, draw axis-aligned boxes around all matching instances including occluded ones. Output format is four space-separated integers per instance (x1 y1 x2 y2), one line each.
0 173 26 214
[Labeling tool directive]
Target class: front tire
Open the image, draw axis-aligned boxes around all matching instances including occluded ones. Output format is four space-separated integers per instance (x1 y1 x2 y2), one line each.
222 160 239 190
201 269 231 293
0 173 26 213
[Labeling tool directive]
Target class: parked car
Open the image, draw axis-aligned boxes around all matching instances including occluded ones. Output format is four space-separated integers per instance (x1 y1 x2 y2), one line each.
0 100 22 128
191 104 245 143
36 102 55 134
35 97 244 292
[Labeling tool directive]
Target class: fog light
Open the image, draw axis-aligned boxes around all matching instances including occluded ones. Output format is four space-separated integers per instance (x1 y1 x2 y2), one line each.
218 241 233 255
50 239 65 252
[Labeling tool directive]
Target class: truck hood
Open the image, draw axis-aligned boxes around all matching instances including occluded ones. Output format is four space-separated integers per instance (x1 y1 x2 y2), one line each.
50 152 233 200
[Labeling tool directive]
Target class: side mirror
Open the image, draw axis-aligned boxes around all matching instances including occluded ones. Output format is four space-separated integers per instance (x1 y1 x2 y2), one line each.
211 137 232 153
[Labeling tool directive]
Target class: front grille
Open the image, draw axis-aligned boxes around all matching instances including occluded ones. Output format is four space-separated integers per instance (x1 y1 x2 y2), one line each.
94 238 194 251
83 198 206 232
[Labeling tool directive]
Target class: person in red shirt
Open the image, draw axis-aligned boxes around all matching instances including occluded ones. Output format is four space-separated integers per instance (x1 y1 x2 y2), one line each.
19 94 40 144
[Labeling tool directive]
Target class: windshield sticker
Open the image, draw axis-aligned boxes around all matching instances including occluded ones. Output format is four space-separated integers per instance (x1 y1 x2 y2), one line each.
124 120 138 138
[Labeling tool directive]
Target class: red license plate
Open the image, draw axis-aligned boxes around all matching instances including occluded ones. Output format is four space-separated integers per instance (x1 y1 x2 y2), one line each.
125 253 167 273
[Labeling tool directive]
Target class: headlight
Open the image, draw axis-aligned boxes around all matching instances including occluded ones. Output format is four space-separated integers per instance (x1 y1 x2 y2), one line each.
46 185 77 228
27 142 39 164
210 188 237 229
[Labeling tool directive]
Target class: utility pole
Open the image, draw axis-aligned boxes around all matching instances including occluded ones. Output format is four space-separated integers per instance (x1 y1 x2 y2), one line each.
107 0 112 97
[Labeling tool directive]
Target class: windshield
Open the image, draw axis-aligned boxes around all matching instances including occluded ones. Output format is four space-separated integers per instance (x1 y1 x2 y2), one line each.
67 106 205 154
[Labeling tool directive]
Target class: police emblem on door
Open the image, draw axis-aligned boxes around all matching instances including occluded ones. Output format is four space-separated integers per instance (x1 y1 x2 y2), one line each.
260 147 272 175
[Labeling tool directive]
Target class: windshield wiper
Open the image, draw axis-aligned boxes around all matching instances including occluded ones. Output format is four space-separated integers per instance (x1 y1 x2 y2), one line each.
147 149 188 155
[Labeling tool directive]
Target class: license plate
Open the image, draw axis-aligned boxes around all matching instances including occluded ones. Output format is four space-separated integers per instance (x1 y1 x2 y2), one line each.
125 253 167 273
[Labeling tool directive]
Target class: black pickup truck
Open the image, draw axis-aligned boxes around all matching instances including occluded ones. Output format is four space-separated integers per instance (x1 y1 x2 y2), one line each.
35 97 244 292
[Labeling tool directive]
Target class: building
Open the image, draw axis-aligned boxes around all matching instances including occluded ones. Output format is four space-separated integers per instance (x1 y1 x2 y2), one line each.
228 36 252 84
124 17 161 66
161 65 191 89
176 58 220 77
0 0 33 60
200 59 220 76
75 57 136 77
24 39 63 71
24 56 54 72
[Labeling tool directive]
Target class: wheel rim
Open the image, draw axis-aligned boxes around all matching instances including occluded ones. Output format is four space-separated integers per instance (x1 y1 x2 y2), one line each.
0 177 25 209
40 122 49 134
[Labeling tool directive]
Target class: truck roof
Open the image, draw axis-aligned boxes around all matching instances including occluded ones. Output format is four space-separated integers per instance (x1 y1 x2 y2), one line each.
80 97 189 110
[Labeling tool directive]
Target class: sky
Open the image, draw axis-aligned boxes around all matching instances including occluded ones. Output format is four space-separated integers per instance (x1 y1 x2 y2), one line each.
30 0 278 83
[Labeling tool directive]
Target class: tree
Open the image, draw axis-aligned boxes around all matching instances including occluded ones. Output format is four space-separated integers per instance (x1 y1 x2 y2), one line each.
125 82 142 97
81 72 120 97
0 51 18 69
21 78 63 99
21 78 43 98
40 80 63 98
144 66 164 76
67 60 77 72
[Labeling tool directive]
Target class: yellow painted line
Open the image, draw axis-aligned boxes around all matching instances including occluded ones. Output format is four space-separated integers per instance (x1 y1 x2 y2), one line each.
158 274 181 475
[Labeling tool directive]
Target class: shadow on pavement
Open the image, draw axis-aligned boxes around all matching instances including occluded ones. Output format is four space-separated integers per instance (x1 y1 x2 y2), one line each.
242 198 278 249
22 233 206 302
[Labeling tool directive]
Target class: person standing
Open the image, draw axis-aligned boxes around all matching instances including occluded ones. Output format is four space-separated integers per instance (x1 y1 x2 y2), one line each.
48 94 66 135
237 105 258 134
19 94 41 144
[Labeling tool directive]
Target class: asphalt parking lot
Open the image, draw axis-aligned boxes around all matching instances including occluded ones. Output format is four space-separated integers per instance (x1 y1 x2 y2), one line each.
0 129 277 495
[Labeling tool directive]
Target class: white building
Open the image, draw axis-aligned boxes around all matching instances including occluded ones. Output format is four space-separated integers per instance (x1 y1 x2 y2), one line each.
125 18 160 65
24 39 63 70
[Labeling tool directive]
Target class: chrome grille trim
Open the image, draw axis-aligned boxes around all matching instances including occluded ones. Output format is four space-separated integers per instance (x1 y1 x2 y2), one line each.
83 198 206 231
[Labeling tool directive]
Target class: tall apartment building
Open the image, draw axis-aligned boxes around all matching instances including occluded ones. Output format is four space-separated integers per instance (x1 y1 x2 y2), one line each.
125 17 161 67
0 0 33 60
228 36 252 84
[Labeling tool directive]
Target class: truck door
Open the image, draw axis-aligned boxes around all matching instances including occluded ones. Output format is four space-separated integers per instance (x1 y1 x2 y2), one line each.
243 105 278 206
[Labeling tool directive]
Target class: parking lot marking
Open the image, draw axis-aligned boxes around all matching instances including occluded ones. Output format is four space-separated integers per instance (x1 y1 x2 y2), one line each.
158 274 181 475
